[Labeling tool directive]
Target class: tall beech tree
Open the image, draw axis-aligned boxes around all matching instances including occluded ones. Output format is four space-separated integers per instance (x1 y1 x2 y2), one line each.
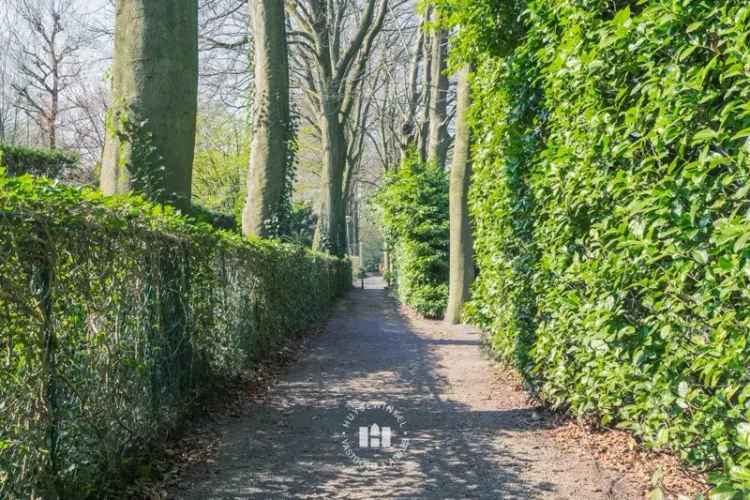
242 0 290 237
290 0 390 257
426 11 449 170
417 6 433 161
445 65 473 324
101 0 199 211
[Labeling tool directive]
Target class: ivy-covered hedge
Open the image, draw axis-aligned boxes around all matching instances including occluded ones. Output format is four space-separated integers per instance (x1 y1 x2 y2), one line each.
442 0 750 495
0 143 79 179
375 151 449 318
188 203 240 231
0 171 350 498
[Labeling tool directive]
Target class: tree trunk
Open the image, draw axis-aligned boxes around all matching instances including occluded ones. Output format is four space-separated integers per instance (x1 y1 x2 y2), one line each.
383 245 389 278
101 0 199 212
402 23 424 157
242 0 290 237
445 65 474 325
427 14 449 170
50 65 58 150
49 28 59 150
418 10 433 163
313 96 348 257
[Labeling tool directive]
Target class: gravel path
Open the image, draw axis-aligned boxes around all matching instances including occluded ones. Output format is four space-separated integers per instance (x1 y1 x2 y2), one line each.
172 276 637 499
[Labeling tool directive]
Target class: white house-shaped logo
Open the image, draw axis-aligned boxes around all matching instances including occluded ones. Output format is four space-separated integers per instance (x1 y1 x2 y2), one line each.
359 424 392 449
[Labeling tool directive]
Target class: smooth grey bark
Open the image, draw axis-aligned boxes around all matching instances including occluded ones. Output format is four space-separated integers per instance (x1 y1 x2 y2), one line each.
427 13 449 170
445 65 474 325
383 245 391 282
313 92 348 254
101 0 198 211
418 8 433 162
402 20 424 156
242 0 290 237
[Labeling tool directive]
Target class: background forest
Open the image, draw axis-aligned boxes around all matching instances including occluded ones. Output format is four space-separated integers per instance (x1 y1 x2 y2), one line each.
0 0 436 268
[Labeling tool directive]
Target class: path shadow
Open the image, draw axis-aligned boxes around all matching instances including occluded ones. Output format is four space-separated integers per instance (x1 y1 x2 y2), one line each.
173 278 565 499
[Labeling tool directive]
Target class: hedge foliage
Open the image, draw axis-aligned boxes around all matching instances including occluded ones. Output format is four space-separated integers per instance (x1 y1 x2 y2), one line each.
442 0 750 495
0 171 350 498
0 143 79 179
375 151 449 318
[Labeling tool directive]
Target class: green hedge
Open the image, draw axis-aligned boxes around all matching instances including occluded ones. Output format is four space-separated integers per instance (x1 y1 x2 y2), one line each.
375 151 449 318
188 203 240 232
0 171 350 498
0 144 79 179
442 0 750 495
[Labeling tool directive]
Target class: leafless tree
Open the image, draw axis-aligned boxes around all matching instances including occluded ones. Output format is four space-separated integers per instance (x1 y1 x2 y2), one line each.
0 7 20 143
66 81 109 176
426 8 449 169
7 0 90 149
287 0 416 256
198 0 253 110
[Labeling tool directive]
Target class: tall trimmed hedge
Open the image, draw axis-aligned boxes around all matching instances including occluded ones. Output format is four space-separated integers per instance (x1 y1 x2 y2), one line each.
442 0 750 495
0 171 350 498
375 151 449 318
0 144 79 179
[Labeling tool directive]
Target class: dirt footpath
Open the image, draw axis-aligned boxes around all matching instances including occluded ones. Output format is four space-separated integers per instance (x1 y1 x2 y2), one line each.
170 276 638 499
